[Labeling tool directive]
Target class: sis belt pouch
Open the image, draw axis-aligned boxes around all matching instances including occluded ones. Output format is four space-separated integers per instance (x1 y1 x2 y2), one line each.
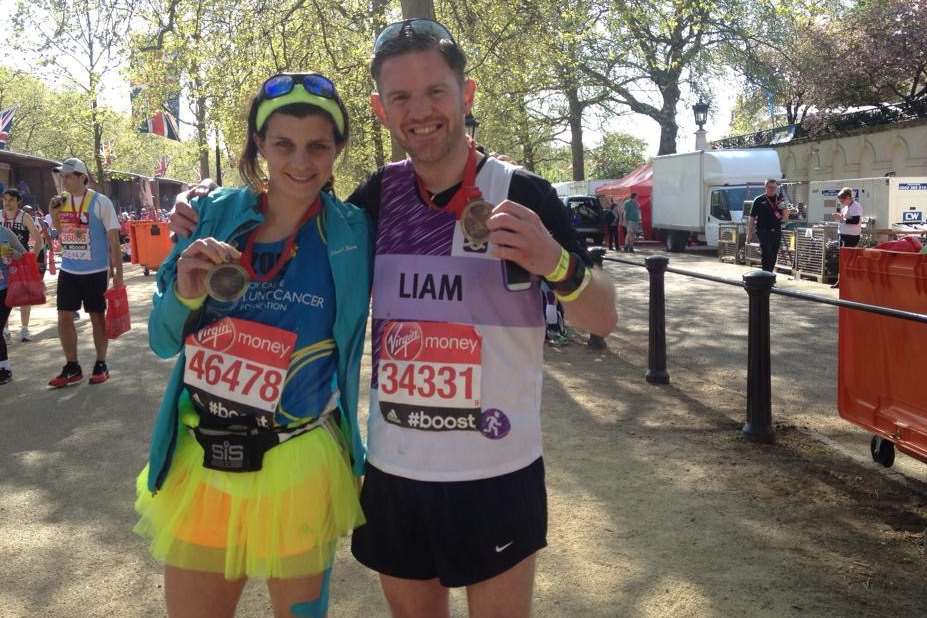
183 317 297 471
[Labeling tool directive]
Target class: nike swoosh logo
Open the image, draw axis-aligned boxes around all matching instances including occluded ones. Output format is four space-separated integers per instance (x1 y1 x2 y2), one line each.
495 542 514 553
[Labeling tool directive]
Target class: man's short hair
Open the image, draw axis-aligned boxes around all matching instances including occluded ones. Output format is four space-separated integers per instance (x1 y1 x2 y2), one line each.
629 192 638 199
3 188 22 202
837 187 853 199
371 29 467 85
765 178 778 186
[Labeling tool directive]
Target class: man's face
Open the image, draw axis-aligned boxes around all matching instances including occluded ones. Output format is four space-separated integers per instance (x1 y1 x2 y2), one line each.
62 172 85 194
2 194 18 211
371 49 476 165
765 182 778 198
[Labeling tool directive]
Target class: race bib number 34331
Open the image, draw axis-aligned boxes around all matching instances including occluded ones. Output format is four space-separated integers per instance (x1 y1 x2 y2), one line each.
378 321 482 432
184 317 296 428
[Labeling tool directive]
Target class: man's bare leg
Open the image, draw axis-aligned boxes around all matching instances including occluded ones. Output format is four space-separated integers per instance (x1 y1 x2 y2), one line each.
89 311 107 361
379 575 450 618
57 310 78 362
466 554 537 618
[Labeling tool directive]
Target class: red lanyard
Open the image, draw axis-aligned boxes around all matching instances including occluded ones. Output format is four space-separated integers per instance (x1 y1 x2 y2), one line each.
240 193 321 282
415 139 483 219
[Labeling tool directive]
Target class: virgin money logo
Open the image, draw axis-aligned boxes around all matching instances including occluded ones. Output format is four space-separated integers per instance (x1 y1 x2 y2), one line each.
195 318 236 352
384 322 423 361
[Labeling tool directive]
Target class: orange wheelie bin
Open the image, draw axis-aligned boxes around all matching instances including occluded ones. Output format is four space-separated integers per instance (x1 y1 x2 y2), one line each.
838 247 927 467
129 221 173 276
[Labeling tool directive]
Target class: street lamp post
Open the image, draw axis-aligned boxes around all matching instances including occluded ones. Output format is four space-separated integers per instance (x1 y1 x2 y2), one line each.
693 99 709 151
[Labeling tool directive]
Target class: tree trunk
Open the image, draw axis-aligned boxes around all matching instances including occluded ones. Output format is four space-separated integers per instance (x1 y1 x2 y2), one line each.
566 88 585 181
371 110 386 168
195 95 210 180
657 121 678 156
400 0 435 19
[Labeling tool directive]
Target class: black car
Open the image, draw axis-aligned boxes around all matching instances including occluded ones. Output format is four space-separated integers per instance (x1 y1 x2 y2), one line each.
564 195 605 245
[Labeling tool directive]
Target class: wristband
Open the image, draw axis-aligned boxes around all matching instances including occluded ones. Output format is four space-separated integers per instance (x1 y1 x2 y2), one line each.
544 247 571 283
175 283 208 311
555 269 592 303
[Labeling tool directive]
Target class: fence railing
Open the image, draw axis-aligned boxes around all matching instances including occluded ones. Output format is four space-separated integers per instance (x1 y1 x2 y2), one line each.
602 254 927 444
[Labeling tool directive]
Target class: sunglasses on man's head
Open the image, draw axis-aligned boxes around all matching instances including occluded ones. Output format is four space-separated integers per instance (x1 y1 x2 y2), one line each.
373 18 456 54
261 73 337 101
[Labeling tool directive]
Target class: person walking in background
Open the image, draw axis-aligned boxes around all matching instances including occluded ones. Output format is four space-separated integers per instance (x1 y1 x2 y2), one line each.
746 179 788 272
2 189 44 342
604 199 619 250
830 187 863 288
0 225 27 384
622 192 641 253
47 158 123 387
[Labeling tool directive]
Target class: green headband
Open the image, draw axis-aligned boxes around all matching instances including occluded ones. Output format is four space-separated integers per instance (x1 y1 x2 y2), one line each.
255 85 346 136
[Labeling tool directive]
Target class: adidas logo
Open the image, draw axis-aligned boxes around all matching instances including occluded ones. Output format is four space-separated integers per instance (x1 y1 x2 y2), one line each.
387 409 400 423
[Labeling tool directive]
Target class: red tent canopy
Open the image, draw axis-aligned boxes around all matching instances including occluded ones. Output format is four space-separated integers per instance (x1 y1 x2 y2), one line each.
595 163 653 240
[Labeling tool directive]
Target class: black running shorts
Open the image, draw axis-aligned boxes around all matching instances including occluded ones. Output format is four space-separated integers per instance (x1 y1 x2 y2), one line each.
351 458 548 588
56 270 108 313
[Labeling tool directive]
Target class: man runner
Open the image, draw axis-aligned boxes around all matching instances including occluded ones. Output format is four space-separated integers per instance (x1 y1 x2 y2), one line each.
48 158 123 387
347 20 616 618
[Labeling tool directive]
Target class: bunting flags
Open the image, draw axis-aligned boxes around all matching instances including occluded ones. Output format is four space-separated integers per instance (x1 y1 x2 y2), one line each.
154 155 170 177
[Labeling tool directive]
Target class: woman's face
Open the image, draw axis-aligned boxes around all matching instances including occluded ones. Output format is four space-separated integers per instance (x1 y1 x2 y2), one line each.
256 112 341 204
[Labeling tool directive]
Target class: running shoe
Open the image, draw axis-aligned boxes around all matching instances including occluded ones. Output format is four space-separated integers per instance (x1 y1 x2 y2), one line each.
0 368 11 385
89 361 109 385
20 328 31 342
49 363 83 388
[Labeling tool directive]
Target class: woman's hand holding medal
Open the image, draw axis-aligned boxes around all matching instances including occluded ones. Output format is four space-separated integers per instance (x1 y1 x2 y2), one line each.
177 237 243 301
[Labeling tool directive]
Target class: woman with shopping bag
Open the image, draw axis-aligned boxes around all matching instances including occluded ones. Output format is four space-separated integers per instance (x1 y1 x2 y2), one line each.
0 225 27 384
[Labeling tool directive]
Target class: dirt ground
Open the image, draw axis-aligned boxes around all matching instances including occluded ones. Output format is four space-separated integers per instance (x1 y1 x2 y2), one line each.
0 251 925 617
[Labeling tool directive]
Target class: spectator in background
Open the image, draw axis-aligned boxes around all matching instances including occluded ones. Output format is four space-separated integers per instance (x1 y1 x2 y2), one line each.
746 179 788 272
2 190 44 342
622 192 641 253
603 199 619 250
830 187 863 288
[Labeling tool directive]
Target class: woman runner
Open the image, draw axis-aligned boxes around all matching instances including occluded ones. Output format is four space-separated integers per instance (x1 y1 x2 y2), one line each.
135 72 372 618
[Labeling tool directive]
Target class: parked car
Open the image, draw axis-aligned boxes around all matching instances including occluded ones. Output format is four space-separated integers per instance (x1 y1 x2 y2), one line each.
565 195 605 245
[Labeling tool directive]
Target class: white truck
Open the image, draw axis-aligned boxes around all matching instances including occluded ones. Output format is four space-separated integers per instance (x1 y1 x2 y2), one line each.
808 176 927 229
651 149 783 251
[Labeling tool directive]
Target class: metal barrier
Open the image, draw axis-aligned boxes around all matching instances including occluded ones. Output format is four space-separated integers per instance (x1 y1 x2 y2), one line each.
602 254 927 444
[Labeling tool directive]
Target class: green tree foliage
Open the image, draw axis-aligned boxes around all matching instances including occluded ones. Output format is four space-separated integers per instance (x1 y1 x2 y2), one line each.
0 66 201 180
586 132 646 179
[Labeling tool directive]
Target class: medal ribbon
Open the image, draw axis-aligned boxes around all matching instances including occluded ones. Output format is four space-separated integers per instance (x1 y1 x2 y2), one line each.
415 138 483 219
68 191 92 224
240 193 320 283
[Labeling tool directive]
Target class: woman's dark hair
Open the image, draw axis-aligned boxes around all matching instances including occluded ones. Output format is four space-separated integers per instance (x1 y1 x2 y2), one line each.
238 85 351 192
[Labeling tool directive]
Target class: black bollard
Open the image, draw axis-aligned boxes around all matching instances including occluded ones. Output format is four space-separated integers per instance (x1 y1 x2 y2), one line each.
742 270 776 443
645 255 670 384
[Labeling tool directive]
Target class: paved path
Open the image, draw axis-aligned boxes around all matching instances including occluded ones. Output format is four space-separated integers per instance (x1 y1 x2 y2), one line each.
0 258 925 617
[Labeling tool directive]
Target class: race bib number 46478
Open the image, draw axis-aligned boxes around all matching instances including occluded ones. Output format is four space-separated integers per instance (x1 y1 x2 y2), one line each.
183 317 296 428
378 321 482 432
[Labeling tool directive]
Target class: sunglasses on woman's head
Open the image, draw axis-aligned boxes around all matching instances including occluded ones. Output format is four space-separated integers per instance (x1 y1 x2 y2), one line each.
261 73 336 100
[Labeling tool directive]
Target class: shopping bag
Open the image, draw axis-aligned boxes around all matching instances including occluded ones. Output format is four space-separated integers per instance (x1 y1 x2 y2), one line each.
5 253 46 307
105 284 131 340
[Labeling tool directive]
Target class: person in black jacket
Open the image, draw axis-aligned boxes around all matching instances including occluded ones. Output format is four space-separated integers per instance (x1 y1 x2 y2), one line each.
746 179 788 272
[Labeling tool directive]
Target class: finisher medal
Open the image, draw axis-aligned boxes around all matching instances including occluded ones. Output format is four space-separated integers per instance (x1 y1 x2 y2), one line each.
205 262 250 303
461 199 493 245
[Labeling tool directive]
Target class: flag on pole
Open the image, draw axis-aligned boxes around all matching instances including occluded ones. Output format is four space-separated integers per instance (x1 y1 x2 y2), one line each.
0 107 16 147
141 111 180 141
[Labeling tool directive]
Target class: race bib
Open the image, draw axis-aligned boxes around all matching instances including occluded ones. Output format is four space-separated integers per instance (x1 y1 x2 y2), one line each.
378 321 482 432
183 317 296 429
60 223 91 261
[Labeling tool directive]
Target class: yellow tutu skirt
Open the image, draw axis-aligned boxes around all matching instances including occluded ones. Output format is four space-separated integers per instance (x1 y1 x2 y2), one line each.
134 423 363 580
